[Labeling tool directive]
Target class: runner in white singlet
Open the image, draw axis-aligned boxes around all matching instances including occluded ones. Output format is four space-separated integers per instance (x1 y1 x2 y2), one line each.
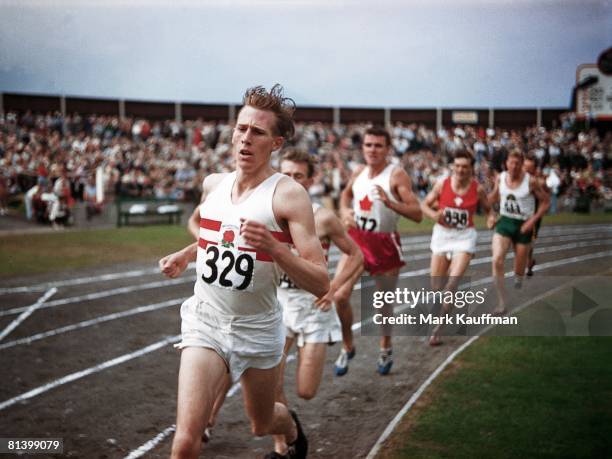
487 149 549 315
160 85 327 459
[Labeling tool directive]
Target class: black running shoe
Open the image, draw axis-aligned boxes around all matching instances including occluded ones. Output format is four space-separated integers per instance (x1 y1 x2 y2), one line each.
286 410 308 459
264 452 288 459
527 259 536 277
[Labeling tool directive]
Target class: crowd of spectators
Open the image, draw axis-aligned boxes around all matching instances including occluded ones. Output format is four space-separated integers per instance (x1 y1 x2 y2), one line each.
0 110 610 226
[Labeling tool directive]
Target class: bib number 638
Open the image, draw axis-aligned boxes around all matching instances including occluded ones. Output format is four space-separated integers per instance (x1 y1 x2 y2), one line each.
201 245 254 291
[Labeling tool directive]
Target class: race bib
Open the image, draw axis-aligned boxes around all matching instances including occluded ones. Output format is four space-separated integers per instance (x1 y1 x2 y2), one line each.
199 245 255 292
355 213 379 232
279 272 298 289
442 207 469 229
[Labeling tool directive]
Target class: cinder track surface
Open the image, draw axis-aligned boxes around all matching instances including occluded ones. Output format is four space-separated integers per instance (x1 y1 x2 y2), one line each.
1 223 610 458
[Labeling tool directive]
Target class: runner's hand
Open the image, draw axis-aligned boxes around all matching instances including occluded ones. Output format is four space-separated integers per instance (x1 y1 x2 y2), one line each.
486 213 497 229
240 218 280 253
373 185 391 207
314 289 334 312
340 208 357 229
159 251 189 278
520 219 534 235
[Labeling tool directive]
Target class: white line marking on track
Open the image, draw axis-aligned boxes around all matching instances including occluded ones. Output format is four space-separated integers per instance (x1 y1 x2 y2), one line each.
2 236 608 320
2 224 609 295
0 335 180 412
123 248 612 458
0 298 187 350
0 278 192 317
0 263 196 295
0 288 57 341
124 425 177 459
122 353 298 458
364 254 611 458
3 239 608 351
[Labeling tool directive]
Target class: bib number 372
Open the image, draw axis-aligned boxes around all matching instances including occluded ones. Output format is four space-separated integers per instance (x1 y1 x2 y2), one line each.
200 245 254 291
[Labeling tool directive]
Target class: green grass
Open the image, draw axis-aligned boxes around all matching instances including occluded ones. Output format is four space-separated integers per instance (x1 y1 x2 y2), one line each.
0 212 609 278
379 336 612 459
0 226 193 278
398 211 612 234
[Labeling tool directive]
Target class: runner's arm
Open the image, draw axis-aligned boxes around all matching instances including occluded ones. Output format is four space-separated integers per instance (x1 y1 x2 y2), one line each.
380 167 422 222
420 179 443 222
530 177 550 221
339 165 364 228
159 242 198 278
242 178 329 298
322 209 363 292
187 173 227 240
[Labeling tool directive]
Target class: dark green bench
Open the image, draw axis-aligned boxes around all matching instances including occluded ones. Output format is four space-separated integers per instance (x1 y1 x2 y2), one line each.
116 198 184 227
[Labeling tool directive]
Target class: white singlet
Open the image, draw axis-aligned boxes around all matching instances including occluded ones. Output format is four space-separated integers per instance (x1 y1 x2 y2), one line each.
194 171 292 316
278 203 341 346
352 163 400 233
499 171 535 221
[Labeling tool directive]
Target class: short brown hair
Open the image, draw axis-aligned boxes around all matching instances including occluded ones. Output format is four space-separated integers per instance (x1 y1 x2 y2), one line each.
364 126 391 147
242 84 296 140
507 148 524 161
453 149 475 166
281 147 318 178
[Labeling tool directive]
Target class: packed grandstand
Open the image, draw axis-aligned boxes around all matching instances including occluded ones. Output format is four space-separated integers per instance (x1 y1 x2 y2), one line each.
0 110 610 224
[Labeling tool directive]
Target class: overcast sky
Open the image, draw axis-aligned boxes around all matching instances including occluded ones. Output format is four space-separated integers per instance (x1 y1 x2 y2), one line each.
0 0 610 108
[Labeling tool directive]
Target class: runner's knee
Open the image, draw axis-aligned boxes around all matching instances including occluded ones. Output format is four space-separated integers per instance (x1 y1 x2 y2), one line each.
334 288 351 306
171 431 200 459
250 418 273 437
297 386 317 400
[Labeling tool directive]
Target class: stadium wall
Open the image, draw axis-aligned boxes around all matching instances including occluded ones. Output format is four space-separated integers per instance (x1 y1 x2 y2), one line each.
1 92 567 129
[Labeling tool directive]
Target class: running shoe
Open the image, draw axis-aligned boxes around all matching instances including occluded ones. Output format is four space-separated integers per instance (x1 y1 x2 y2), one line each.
201 427 211 443
527 259 536 277
334 346 356 376
264 452 288 459
377 349 393 375
286 410 308 459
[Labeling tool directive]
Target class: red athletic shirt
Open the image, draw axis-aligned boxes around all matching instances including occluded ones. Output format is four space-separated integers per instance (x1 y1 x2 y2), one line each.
438 177 478 229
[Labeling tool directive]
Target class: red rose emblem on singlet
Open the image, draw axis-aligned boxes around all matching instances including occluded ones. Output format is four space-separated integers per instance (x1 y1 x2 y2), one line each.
222 230 235 248
359 195 373 212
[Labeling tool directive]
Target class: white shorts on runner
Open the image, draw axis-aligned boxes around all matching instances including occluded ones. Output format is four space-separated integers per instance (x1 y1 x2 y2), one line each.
278 288 342 348
430 223 477 257
175 296 285 382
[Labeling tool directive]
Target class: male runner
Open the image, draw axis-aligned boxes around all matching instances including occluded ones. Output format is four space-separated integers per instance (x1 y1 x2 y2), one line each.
487 149 549 314
338 126 422 375
522 154 550 277
421 149 493 345
265 148 363 457
160 85 328 459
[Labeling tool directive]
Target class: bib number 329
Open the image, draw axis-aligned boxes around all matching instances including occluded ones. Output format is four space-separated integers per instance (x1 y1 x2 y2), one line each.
201 245 254 291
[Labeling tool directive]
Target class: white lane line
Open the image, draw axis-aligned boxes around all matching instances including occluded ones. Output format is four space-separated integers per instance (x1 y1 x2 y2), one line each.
352 249 612 332
364 254 611 459
0 298 187 350
122 247 612 458
0 263 196 295
124 425 177 459
326 228 610 261
4 239 607 351
2 224 609 295
0 277 193 317
2 235 608 320
0 335 180 412
0 288 57 341
124 354 298 458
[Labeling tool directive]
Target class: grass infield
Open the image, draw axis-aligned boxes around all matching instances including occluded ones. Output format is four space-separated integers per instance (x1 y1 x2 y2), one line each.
0 226 193 278
377 336 612 459
0 212 609 278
